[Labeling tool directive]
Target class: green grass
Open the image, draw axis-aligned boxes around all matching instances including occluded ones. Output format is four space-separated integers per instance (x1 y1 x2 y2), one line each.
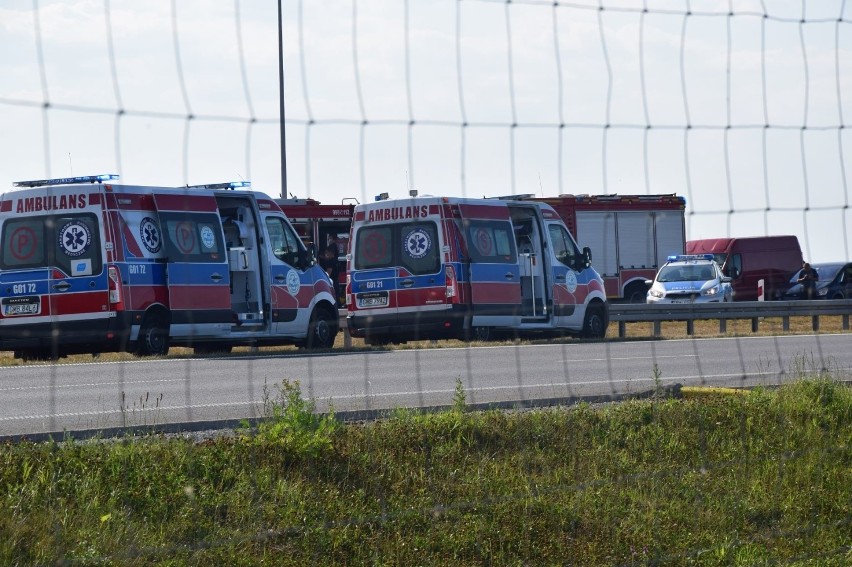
1 378 850 566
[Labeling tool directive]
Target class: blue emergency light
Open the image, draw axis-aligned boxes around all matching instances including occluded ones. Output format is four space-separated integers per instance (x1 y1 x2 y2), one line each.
375 192 389 201
13 174 119 188
186 181 252 190
667 254 714 262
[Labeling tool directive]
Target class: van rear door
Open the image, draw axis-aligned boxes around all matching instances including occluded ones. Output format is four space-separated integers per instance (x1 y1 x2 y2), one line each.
457 203 522 328
153 192 232 338
351 222 399 332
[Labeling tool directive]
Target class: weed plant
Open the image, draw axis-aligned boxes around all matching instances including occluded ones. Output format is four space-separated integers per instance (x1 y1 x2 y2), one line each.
0 378 849 565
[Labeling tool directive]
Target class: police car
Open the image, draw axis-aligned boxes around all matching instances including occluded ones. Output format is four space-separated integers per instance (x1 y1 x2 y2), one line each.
645 254 732 304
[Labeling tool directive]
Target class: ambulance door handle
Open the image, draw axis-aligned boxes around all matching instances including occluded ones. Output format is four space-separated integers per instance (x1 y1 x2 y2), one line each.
555 274 565 281
400 278 414 288
210 273 224 282
275 274 286 282
504 273 515 280
52 282 71 292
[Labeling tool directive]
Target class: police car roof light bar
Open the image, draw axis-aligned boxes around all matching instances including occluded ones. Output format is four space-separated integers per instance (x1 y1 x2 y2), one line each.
667 254 714 262
185 181 252 190
13 174 119 188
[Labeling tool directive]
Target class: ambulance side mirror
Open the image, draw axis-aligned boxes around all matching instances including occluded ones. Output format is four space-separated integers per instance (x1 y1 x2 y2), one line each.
300 244 317 270
577 246 592 271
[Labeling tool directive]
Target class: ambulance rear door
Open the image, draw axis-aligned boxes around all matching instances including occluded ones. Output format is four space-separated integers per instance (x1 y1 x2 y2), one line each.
153 192 232 339
457 202 521 328
0 185 111 352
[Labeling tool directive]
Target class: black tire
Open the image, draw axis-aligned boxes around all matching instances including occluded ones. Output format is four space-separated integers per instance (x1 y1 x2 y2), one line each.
581 304 607 339
135 315 170 356
624 284 647 304
364 335 390 346
305 306 338 349
468 326 492 342
192 343 233 356
15 348 57 362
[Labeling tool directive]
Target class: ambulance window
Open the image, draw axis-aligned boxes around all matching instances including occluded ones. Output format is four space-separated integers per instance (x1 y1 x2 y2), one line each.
265 216 301 266
465 220 516 263
160 213 224 262
400 222 439 275
355 226 393 269
2 218 47 269
2 214 102 276
52 214 102 276
548 223 579 267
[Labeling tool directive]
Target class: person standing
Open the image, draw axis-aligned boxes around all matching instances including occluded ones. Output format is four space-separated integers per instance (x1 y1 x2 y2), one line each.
797 262 819 299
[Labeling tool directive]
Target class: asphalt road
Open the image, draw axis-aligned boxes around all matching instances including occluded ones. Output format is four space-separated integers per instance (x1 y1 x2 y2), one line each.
1 333 850 439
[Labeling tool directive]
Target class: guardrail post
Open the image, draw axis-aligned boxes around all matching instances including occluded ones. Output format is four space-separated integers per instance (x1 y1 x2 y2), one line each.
686 320 694 335
618 321 626 338
812 315 819 332
844 314 850 330
719 318 727 333
782 316 790 332
653 321 661 337
339 310 351 348
751 317 759 333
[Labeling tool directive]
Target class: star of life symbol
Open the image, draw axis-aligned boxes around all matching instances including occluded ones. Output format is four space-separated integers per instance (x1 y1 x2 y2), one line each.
139 217 161 254
404 228 431 259
58 221 91 257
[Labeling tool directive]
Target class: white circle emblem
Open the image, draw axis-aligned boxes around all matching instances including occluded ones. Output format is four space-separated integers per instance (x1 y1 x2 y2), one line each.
58 221 91 257
565 271 578 293
404 228 431 259
200 225 216 250
286 269 301 296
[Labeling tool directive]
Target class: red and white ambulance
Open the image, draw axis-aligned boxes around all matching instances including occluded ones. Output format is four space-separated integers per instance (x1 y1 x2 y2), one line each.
346 194 608 344
0 175 338 360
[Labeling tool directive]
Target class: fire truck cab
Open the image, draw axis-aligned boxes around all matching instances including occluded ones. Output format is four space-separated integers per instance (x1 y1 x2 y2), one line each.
0 175 338 360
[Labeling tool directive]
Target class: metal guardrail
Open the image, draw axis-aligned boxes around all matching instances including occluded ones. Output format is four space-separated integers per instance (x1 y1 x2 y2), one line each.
608 299 852 337
338 299 852 344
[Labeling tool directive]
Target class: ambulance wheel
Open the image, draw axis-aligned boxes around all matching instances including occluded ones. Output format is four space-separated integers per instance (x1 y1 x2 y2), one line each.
193 343 232 355
136 316 170 357
469 326 492 342
306 306 337 349
580 305 607 339
15 348 57 362
364 335 390 346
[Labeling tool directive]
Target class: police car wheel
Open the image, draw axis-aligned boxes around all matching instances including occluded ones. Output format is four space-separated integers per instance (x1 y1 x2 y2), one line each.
306 307 337 349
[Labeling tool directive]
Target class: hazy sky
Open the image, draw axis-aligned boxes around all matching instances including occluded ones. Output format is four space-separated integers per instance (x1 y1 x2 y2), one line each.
1 0 850 262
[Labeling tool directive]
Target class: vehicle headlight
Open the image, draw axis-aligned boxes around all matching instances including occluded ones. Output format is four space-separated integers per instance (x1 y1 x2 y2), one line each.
817 287 828 296
648 287 664 298
702 284 721 297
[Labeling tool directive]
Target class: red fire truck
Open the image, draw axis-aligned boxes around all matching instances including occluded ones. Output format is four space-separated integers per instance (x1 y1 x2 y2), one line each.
529 194 686 302
275 198 356 305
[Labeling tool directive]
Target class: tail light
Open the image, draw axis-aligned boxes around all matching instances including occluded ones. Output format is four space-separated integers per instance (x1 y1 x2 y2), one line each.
445 265 458 301
345 274 352 309
108 265 122 306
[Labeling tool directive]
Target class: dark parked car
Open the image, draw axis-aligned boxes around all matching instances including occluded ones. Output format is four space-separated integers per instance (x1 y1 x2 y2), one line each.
783 262 852 299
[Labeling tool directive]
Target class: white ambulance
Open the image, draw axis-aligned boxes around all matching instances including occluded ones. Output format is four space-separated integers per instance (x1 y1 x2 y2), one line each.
346 194 609 344
0 175 338 360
